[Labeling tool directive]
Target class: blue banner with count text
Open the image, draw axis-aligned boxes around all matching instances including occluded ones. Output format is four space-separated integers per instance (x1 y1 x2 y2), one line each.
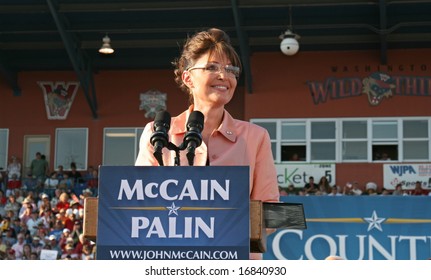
96 166 250 260
264 196 431 260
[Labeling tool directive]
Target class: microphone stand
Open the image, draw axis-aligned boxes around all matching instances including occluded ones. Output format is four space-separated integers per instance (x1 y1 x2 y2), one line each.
167 142 181 166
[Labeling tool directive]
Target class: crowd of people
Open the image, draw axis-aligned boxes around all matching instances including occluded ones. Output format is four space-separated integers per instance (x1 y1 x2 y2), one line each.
279 176 431 197
0 153 99 260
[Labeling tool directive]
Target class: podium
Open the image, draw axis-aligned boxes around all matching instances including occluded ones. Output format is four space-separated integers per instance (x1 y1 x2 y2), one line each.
85 198 265 252
83 166 306 258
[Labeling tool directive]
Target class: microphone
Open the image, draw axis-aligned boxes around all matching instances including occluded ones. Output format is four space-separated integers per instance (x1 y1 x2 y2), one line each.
183 111 204 166
150 110 171 166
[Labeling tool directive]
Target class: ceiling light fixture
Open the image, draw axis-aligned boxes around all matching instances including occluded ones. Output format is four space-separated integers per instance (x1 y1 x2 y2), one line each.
279 6 300 56
99 34 114 54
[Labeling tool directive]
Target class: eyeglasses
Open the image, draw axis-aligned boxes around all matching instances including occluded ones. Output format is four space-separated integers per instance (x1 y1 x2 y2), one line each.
187 63 240 78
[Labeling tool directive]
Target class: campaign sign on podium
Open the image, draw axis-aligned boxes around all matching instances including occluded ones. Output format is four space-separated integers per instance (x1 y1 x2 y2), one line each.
96 166 250 260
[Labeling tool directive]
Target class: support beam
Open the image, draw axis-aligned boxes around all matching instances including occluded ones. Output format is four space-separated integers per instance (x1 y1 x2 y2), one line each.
231 0 253 93
0 59 21 96
46 0 98 119
379 0 388 65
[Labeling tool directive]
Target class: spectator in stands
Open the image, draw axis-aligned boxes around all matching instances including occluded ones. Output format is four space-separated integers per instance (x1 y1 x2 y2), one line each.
318 176 331 195
81 243 95 260
278 186 288 196
6 249 16 260
392 183 403 195
364 182 378 195
55 192 70 213
10 217 21 235
26 208 41 236
14 189 24 205
328 185 344 196
39 208 54 230
58 228 71 252
86 168 99 195
68 162 83 186
6 155 21 181
285 184 298 196
303 176 319 195
6 174 21 197
4 227 17 247
38 193 53 215
0 190 6 216
50 188 63 210
0 216 10 232
49 219 63 238
0 235 7 257
29 152 48 182
344 181 363 196
63 208 76 231
411 181 428 196
61 243 79 260
11 232 26 259
4 194 20 218
79 188 93 205
30 236 44 256
56 165 65 181
44 171 59 197
22 243 34 259
58 173 74 193
47 234 62 259
19 201 34 224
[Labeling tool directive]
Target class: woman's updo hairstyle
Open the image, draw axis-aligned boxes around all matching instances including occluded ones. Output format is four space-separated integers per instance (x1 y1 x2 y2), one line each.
173 28 241 99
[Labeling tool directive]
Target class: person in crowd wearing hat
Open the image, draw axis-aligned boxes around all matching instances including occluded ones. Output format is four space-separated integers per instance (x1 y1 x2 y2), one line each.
48 234 62 259
63 208 76 231
37 193 52 214
30 235 44 256
61 242 79 260
58 227 71 251
11 232 26 259
364 182 378 195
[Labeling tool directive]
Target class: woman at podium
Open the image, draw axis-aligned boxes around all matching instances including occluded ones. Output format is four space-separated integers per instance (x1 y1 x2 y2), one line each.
135 28 280 259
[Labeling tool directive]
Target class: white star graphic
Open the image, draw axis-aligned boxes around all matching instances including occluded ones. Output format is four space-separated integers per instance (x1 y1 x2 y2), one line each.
363 210 386 232
166 202 181 216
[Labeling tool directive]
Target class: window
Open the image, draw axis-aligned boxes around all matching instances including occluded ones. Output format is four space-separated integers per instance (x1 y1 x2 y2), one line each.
310 121 336 161
0 129 8 171
341 120 367 161
251 117 430 163
55 128 88 170
403 120 429 160
103 128 143 166
281 122 306 161
254 121 277 160
372 120 398 161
